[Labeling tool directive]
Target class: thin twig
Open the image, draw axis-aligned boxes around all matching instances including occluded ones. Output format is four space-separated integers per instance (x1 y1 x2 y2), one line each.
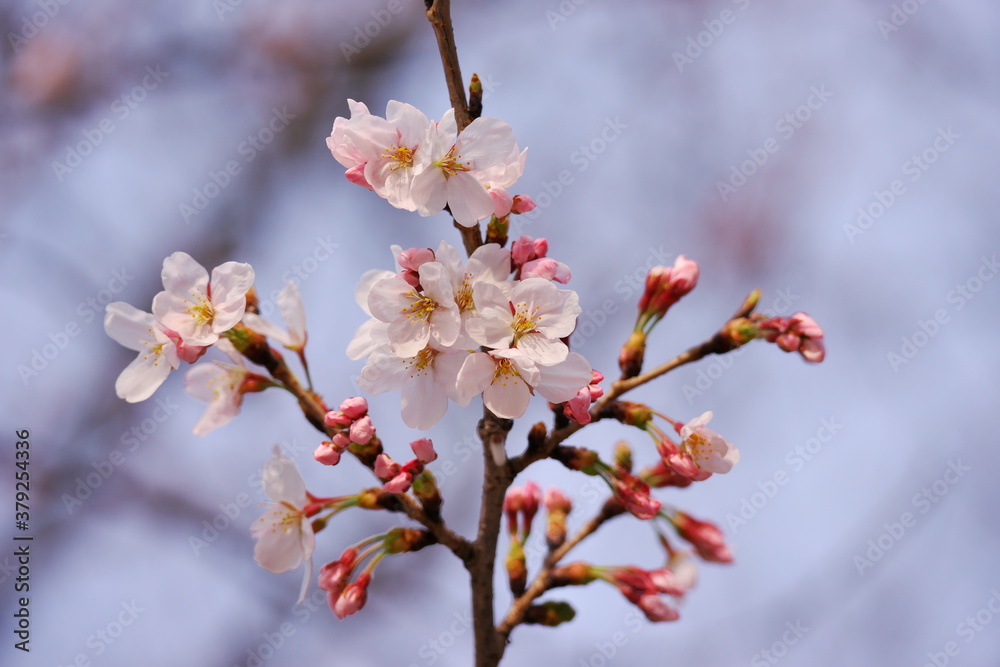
425 0 471 132
496 500 624 640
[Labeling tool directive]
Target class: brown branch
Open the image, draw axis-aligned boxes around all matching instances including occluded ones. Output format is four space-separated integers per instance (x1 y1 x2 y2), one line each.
497 500 624 641
426 0 471 132
467 411 514 667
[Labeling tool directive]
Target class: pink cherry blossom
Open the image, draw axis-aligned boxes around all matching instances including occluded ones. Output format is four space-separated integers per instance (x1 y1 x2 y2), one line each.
184 339 267 435
678 411 740 474
457 348 592 420
410 438 437 464
410 110 518 226
251 447 315 603
326 99 374 189
359 344 471 430
104 302 183 403
346 269 394 361
152 251 255 347
367 262 461 358
466 278 581 365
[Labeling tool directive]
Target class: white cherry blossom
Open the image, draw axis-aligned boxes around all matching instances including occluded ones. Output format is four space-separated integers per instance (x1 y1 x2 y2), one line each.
242 282 307 351
367 261 461 358
152 251 255 347
104 302 183 403
251 447 315 604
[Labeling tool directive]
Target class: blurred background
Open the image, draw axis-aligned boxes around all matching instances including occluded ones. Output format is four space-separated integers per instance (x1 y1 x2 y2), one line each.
2 0 998 665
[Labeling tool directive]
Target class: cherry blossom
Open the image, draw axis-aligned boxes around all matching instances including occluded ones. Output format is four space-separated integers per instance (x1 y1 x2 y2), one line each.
467 278 581 365
152 251 255 347
678 411 740 474
185 339 269 436
457 348 592 419
367 261 461 357
347 101 430 210
360 344 471 430
410 109 518 226
347 269 394 361
104 302 186 403
326 99 374 189
251 447 315 603
242 281 307 352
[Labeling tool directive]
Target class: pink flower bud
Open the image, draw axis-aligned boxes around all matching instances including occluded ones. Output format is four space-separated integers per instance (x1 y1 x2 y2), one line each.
511 235 537 266
314 442 342 466
637 594 679 622
397 247 435 272
349 415 374 445
668 255 699 296
344 164 373 190
332 433 352 450
318 548 357 597
672 512 732 563
339 397 368 420
333 572 371 620
384 472 413 494
325 411 352 427
544 488 573 514
504 487 523 535
613 472 662 520
374 454 400 480
410 438 437 464
532 238 549 257
511 195 536 214
522 481 542 529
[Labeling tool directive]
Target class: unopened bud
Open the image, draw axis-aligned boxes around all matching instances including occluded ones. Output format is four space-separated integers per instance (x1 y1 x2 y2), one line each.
549 562 597 588
412 470 442 517
614 442 633 472
339 396 369 420
552 446 600 473
384 527 435 554
506 540 527 596
524 601 576 626
618 331 647 379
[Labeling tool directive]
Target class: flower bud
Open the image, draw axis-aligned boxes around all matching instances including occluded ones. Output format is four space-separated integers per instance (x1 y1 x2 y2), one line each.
339 396 369 420
384 472 413 494
618 331 647 379
411 470 442 517
506 540 527 596
349 415 375 445
552 446 600 473
314 441 342 466
671 512 733 563
524 601 576 626
614 442 633 472
410 438 437 464
521 481 542 535
333 571 371 619
374 454 400 481
549 562 596 588
384 527 435 554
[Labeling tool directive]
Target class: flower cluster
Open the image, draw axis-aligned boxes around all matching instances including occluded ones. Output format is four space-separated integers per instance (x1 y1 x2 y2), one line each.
327 100 530 227
351 239 594 428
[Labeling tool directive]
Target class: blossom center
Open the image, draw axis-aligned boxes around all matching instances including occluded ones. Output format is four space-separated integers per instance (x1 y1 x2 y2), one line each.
511 300 543 343
405 348 437 379
434 146 470 178
186 290 215 326
382 144 414 171
401 291 438 323
455 273 475 312
492 358 523 388
684 432 712 463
